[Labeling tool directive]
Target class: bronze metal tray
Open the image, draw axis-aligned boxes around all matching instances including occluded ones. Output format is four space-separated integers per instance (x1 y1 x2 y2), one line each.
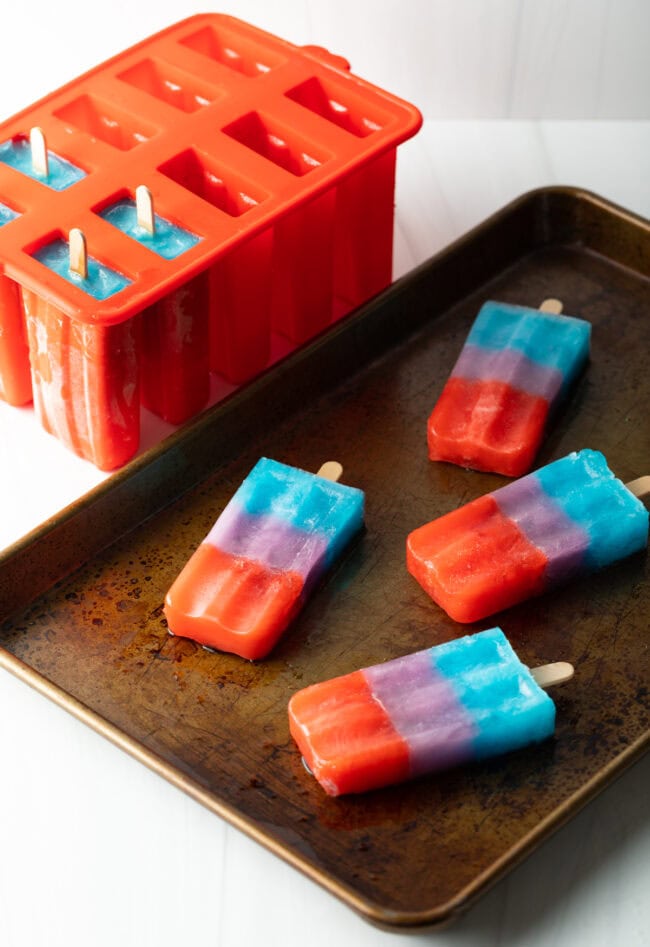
1 187 648 930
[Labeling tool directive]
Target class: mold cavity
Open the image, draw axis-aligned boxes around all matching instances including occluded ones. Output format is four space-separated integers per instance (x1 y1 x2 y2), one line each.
0 137 86 190
222 112 327 177
54 95 157 151
98 197 201 259
180 24 284 77
159 149 268 217
286 77 386 138
32 237 131 300
117 58 218 113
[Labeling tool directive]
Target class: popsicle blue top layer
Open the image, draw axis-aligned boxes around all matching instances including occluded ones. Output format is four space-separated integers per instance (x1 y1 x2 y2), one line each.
362 627 554 773
100 200 201 259
534 449 649 570
431 627 556 759
465 301 591 389
0 138 86 190
207 458 364 572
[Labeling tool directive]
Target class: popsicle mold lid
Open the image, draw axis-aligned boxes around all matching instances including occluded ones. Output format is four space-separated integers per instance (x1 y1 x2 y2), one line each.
0 13 422 325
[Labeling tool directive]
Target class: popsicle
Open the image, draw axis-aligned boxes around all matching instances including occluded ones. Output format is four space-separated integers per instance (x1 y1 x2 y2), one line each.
407 449 649 623
99 187 201 260
0 129 86 190
289 627 569 796
20 228 140 471
101 187 209 425
164 458 365 660
427 300 591 476
33 232 131 299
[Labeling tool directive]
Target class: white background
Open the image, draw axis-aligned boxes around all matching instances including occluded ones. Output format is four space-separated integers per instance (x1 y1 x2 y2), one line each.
0 2 648 946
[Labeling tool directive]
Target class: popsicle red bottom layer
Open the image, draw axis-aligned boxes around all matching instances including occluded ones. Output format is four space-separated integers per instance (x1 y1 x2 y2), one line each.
164 544 305 660
407 494 548 622
428 378 549 477
289 671 411 795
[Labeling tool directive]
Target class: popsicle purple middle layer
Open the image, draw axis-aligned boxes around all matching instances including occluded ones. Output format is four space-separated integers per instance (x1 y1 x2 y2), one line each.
492 475 590 583
206 500 329 582
452 344 565 402
364 651 477 775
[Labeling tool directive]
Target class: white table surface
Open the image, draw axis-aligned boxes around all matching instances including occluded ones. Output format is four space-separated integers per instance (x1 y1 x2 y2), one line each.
0 4 648 946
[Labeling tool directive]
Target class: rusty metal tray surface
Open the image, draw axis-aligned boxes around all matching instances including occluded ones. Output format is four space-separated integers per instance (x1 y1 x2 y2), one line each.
1 187 648 930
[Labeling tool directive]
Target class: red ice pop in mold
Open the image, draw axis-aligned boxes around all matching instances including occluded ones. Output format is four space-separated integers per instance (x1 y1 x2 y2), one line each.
0 14 421 469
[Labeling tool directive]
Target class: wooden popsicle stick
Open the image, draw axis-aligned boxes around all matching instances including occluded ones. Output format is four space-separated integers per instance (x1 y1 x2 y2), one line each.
317 461 343 483
29 126 49 179
69 228 88 280
530 661 574 688
539 298 563 314
136 184 155 235
626 476 650 501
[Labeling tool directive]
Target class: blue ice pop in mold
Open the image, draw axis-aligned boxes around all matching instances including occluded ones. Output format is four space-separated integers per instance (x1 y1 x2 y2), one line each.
0 138 86 190
100 199 201 259
33 238 131 300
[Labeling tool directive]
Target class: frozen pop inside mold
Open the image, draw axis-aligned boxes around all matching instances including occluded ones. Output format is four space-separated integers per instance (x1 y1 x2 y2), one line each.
99 197 201 259
0 136 86 190
32 237 131 300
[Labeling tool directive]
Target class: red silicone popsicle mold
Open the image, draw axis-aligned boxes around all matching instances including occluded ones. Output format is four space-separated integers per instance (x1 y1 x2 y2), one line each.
0 15 421 469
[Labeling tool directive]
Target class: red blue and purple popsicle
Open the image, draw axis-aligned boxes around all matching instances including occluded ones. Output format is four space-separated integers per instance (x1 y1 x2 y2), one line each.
289 627 562 796
407 449 649 623
164 458 364 660
428 300 591 476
